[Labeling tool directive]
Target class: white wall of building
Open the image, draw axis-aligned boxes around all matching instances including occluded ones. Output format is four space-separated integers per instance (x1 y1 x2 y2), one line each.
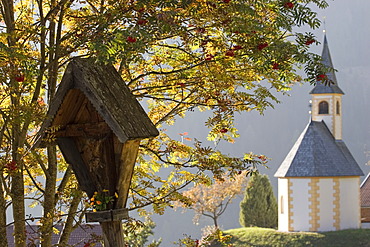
290 178 310 232
278 176 361 232
278 178 289 231
339 177 361 229
318 178 335 231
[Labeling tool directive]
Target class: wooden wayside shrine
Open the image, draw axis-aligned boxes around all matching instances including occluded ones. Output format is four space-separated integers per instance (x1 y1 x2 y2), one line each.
37 58 159 247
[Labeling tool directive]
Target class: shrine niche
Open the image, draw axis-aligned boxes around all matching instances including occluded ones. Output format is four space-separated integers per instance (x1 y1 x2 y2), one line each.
37 57 158 246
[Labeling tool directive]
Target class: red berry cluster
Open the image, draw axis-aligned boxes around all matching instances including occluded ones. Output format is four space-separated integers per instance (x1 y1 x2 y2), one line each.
284 2 294 9
317 74 327 81
137 19 148 25
219 128 228 133
257 42 268 51
258 155 267 161
15 75 25 82
5 161 17 171
305 39 315 45
127 36 137 43
272 62 280 70
225 50 235 57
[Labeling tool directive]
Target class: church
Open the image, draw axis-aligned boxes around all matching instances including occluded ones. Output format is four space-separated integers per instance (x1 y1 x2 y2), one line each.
274 35 364 232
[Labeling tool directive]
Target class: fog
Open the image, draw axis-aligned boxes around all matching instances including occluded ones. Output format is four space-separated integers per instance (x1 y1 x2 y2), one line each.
150 1 370 245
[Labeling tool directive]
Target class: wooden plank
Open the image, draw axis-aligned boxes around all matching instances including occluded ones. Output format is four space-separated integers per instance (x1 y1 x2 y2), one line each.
53 89 86 126
57 137 97 197
72 135 118 199
99 135 118 200
55 122 111 138
115 139 141 208
85 208 129 223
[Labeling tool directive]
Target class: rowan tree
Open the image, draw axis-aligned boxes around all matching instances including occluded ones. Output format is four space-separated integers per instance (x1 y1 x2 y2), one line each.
239 173 278 228
0 0 330 246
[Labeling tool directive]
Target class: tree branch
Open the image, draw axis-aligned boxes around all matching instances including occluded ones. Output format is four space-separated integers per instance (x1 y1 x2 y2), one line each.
128 60 209 87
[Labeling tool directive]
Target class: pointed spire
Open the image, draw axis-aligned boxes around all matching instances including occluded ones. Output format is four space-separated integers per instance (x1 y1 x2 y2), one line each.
321 34 337 85
310 34 344 95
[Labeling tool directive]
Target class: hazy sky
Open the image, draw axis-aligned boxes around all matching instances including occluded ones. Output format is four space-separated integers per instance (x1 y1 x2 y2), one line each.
7 1 369 245
151 1 370 245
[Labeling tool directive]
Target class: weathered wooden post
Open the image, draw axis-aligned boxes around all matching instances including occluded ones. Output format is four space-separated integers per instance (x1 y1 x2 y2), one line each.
37 58 159 246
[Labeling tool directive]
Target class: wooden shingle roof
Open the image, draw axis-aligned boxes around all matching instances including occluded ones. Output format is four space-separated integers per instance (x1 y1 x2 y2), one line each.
37 57 158 145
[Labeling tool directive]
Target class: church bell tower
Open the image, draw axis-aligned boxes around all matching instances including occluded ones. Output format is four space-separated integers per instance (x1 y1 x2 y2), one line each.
275 34 363 232
310 34 344 140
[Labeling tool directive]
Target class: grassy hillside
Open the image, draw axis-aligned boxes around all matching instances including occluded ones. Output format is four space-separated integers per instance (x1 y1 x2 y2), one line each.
223 227 370 247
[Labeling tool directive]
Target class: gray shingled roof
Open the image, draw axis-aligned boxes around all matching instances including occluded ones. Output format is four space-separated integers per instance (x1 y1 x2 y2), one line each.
36 57 159 146
310 35 344 95
274 120 363 177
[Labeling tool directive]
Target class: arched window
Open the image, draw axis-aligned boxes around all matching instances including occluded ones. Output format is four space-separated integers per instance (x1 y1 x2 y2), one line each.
336 101 340 115
280 196 284 214
318 101 329 114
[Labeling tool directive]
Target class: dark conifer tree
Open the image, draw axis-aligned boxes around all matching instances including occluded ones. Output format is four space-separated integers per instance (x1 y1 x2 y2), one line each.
239 173 278 228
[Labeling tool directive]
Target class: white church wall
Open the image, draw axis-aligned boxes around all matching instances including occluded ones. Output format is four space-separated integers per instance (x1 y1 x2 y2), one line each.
278 178 289 231
339 177 361 229
290 178 310 232
317 178 335 231
278 177 361 232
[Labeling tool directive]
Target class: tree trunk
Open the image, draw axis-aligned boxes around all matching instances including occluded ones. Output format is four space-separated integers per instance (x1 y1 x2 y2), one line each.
100 221 126 247
0 175 8 247
3 0 26 245
41 145 57 247
213 217 218 228
58 191 82 247
11 169 26 247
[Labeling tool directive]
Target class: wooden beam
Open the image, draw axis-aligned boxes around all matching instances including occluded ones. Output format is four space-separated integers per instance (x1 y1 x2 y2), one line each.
100 221 126 247
115 139 141 208
55 122 111 138
85 208 129 223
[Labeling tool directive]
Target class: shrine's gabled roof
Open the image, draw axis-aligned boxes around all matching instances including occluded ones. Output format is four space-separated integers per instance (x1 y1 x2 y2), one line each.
310 34 344 95
274 120 363 178
37 57 159 145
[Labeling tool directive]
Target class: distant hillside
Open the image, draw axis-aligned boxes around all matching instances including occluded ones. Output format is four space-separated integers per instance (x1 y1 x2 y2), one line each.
224 227 370 247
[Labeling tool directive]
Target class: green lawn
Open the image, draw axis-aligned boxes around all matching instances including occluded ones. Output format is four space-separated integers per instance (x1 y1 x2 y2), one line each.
223 227 370 247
